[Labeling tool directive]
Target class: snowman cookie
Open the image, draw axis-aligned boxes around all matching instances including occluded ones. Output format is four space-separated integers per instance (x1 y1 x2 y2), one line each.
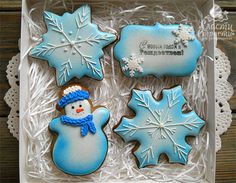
49 84 110 175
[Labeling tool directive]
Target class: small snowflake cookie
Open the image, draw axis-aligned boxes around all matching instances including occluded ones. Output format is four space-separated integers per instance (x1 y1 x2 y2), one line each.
114 23 202 78
114 86 205 168
30 5 116 86
49 84 110 175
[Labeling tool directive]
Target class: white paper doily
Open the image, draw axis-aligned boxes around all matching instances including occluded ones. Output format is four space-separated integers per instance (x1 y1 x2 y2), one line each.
215 48 234 152
4 53 20 140
4 48 234 151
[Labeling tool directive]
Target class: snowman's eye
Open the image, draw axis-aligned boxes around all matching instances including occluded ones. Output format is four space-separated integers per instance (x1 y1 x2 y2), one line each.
79 104 82 107
71 106 74 109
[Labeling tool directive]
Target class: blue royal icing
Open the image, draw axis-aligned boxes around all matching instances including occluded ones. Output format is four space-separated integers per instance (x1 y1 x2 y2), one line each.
30 5 116 86
114 86 205 168
58 90 89 108
50 107 110 175
60 114 96 137
114 23 202 78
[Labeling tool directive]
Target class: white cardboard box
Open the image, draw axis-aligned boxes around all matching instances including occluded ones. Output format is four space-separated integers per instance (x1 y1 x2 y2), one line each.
20 0 216 182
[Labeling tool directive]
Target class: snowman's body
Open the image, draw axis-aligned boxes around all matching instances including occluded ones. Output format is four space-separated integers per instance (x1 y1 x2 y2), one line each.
50 98 109 175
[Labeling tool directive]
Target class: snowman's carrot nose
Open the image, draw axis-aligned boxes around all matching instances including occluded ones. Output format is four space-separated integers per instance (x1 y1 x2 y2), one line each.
76 108 84 113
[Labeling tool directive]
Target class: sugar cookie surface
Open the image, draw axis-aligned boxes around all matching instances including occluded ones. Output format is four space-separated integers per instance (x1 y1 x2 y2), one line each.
114 23 202 78
114 86 205 168
30 5 116 86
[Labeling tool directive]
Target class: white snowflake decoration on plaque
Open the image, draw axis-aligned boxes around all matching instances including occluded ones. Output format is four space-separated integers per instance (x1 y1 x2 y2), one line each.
122 54 144 77
172 24 195 47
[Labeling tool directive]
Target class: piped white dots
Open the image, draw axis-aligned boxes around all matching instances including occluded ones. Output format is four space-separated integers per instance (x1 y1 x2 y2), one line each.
61 38 65 43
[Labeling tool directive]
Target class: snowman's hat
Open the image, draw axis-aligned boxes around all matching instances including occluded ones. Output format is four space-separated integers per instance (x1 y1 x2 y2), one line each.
57 85 90 109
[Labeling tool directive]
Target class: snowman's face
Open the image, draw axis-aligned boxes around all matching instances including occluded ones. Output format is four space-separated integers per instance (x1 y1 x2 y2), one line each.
64 100 91 118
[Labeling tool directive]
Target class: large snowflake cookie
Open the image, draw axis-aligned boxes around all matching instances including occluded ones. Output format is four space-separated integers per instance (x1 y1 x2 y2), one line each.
30 5 116 86
114 86 205 168
49 84 110 175
114 23 202 78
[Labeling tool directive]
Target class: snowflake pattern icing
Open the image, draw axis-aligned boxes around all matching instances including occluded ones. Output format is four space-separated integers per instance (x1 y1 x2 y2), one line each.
114 86 205 168
122 54 144 77
172 24 195 47
30 5 116 86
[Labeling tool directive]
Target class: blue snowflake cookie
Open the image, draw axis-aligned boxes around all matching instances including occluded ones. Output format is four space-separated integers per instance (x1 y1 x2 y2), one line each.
49 84 110 175
114 86 205 168
30 5 116 86
114 23 202 78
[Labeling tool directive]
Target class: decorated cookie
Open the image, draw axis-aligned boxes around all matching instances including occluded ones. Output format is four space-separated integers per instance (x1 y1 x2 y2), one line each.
114 23 202 77
49 84 110 175
30 5 116 86
114 86 205 168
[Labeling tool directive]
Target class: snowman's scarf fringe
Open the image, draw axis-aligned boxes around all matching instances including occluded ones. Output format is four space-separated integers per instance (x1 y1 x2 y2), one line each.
22 0 211 182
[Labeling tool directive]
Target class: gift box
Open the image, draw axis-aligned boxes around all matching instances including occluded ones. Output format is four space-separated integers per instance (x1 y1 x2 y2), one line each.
20 0 216 182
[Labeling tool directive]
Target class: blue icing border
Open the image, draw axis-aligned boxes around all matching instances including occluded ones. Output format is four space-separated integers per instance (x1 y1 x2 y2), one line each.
30 5 116 86
114 23 203 78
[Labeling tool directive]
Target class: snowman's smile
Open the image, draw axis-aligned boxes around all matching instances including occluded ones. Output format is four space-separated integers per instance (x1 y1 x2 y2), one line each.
76 108 84 113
